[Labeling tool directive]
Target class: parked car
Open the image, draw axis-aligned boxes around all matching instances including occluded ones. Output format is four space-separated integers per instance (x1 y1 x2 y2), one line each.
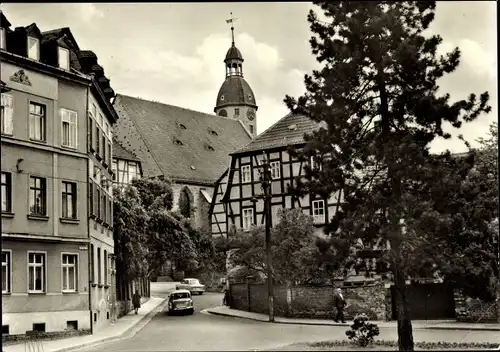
176 278 206 295
167 289 194 315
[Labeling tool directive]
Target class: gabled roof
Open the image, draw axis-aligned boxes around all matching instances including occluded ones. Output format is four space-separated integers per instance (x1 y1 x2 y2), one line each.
41 27 80 51
113 94 252 185
112 138 140 162
233 113 324 155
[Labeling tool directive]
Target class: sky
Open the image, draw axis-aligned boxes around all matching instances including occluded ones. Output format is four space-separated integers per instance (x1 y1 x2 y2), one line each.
1 2 497 153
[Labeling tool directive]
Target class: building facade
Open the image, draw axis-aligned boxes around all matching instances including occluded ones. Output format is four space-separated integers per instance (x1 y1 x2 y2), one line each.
1 16 91 336
1 14 119 336
209 113 342 238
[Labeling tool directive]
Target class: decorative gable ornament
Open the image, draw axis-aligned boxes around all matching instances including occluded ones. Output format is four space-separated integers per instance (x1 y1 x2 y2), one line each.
10 70 32 86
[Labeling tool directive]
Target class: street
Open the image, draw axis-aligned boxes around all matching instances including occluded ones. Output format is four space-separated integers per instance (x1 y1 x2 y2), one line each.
73 284 500 352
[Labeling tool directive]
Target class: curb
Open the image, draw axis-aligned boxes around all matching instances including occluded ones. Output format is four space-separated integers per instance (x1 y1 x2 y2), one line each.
52 298 169 352
204 309 500 332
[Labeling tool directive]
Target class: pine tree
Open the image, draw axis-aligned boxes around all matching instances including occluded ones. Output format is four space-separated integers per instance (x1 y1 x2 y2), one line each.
285 2 491 350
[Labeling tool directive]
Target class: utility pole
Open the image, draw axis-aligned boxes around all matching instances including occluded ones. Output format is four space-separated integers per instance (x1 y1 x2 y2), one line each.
260 153 275 322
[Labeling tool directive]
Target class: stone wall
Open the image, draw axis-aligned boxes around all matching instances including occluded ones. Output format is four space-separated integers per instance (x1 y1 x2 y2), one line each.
230 282 387 320
454 291 499 323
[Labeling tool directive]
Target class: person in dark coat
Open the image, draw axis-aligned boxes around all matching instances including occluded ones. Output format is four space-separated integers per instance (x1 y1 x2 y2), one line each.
333 287 347 323
132 291 141 314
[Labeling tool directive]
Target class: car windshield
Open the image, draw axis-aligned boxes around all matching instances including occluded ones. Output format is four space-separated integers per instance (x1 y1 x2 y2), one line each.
190 280 200 285
172 293 190 299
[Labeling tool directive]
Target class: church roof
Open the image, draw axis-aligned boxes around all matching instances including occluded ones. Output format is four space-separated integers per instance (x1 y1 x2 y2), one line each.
233 113 325 155
215 76 257 109
113 94 252 185
225 45 243 62
112 137 140 162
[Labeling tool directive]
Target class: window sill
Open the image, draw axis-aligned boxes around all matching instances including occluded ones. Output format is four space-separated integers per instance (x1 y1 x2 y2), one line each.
60 218 80 225
1 212 14 218
90 146 95 153
102 161 109 168
104 284 110 289
27 214 49 221
90 214 97 220
1 132 13 137
96 218 103 224
91 283 97 287
2 292 11 295
103 223 109 228
98 284 104 288
29 139 47 145
61 144 77 151
96 155 102 161
62 290 78 294
28 292 46 295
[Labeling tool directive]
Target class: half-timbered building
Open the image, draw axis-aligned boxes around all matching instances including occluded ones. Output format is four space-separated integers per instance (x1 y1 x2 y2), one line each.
210 113 343 238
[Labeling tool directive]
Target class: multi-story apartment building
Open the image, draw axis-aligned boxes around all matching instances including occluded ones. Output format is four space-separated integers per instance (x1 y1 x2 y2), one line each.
1 15 91 336
1 14 119 336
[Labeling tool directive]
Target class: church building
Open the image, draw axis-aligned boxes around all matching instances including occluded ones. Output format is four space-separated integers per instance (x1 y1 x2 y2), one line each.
112 24 256 230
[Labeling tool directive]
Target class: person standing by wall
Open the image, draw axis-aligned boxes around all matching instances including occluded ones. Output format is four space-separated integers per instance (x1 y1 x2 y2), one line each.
132 290 141 315
333 287 347 323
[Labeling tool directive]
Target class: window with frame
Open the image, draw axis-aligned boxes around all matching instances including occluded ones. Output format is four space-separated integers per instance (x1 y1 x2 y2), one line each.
27 36 40 61
88 116 93 152
312 199 325 224
101 134 106 162
28 252 45 293
2 250 11 294
29 103 46 141
61 254 77 292
89 180 94 216
310 156 323 171
97 248 101 284
249 125 254 134
61 181 77 219
61 108 78 148
1 93 13 135
29 176 46 216
96 187 101 220
270 161 281 179
58 47 70 70
241 165 251 183
107 141 112 166
102 193 106 224
242 208 254 230
1 172 12 213
0 28 6 50
234 108 240 116
104 250 108 285
98 113 103 128
95 125 100 157
108 199 112 226
112 160 117 181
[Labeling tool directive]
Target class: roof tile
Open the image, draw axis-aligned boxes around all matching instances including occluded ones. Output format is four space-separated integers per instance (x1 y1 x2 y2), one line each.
113 94 252 184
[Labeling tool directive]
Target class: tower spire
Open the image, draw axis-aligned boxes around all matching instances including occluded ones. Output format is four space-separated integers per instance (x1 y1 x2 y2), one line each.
226 12 238 46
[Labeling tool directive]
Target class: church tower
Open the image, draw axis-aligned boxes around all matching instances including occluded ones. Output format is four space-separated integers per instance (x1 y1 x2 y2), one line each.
214 14 258 137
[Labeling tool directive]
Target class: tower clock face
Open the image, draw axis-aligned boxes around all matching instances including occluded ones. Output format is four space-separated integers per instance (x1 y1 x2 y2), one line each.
246 109 256 121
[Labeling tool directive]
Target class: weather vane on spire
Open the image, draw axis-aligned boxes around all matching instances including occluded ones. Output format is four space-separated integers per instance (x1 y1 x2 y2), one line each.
226 12 238 46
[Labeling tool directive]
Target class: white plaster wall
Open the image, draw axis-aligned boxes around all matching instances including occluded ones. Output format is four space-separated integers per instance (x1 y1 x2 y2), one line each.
3 310 90 335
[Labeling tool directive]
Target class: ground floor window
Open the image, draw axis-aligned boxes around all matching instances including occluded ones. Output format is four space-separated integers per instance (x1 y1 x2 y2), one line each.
28 252 46 293
62 253 78 292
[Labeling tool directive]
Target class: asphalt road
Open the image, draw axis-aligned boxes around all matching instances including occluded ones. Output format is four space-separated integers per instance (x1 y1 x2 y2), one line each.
76 284 500 351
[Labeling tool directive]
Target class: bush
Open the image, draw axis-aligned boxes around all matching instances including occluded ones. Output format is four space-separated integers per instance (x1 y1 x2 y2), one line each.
345 313 380 347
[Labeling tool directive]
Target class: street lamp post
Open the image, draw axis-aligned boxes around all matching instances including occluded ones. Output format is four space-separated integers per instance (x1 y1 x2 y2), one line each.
260 153 275 322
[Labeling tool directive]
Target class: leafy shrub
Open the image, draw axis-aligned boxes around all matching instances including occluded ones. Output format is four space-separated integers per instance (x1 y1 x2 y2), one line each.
345 313 380 347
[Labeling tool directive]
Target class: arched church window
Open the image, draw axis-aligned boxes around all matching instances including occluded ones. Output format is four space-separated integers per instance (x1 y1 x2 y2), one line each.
218 109 227 117
179 188 191 219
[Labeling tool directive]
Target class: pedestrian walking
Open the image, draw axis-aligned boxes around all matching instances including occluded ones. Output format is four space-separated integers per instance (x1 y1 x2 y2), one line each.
133 290 141 315
333 287 347 323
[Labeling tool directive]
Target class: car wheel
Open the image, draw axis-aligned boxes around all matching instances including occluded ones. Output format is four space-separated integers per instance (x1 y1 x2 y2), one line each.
198 292 203 295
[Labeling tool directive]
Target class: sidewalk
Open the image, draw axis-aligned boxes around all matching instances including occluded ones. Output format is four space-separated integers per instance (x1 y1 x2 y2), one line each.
204 306 500 331
4 297 168 352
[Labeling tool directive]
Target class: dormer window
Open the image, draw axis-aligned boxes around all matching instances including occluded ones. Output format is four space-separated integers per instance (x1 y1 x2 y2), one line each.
58 47 70 70
0 28 6 50
27 37 40 61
